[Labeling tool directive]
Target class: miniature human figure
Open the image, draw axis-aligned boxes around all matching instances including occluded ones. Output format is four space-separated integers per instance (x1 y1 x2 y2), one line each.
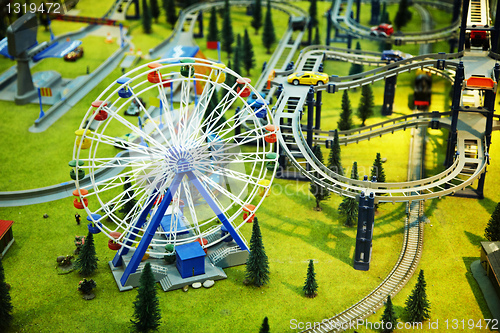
75 213 81 225
43 214 49 218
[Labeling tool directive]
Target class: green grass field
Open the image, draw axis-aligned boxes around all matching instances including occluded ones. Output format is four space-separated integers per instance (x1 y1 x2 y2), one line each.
0 1 498 332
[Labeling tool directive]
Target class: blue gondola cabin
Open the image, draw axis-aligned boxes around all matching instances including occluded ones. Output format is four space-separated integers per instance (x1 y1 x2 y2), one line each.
0 220 14 257
175 242 206 279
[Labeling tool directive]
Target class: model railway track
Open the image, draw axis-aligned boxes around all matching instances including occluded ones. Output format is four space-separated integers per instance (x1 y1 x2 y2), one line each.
300 202 424 333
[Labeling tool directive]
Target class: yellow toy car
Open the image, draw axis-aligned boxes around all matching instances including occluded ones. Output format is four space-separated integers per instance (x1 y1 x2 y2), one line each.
287 71 329 86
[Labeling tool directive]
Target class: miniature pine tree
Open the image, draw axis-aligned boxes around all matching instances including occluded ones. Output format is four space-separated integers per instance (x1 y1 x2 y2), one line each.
130 263 162 332
142 0 152 34
309 0 318 28
485 202 500 241
150 0 160 23
303 259 318 298
221 0 234 57
381 295 398 333
233 34 242 75
0 258 13 332
245 217 270 287
380 2 390 24
394 0 412 30
262 1 276 54
310 145 330 210
75 231 99 276
327 130 343 176
404 270 430 323
259 317 270 333
207 6 218 42
339 161 359 227
371 152 386 182
120 177 138 220
338 90 353 131
358 84 374 126
251 0 263 34
313 26 320 45
163 0 177 28
242 29 255 75
349 42 364 76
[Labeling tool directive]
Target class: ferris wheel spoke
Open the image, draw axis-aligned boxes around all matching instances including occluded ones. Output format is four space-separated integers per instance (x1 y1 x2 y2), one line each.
191 171 230 216
182 81 217 143
194 170 247 207
79 154 162 170
196 151 268 166
181 178 202 237
156 83 180 147
195 163 262 187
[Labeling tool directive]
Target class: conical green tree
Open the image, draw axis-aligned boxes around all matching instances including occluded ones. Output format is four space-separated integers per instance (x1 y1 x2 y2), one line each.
130 263 162 332
313 26 320 45
259 316 270 333
358 84 374 126
338 90 353 130
163 0 177 27
327 130 343 176
0 258 13 332
404 270 430 323
349 42 364 76
142 0 152 34
394 0 412 30
251 0 263 34
233 33 242 75
207 7 218 42
242 29 255 75
371 152 386 182
245 217 270 287
75 231 99 276
262 1 276 54
381 295 398 333
339 161 358 227
310 145 330 210
120 177 138 220
485 202 500 241
303 259 318 298
150 0 160 23
221 0 234 57
380 2 390 24
309 0 318 28
204 90 226 133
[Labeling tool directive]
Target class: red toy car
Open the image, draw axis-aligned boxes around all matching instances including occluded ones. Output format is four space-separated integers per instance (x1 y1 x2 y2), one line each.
370 24 394 37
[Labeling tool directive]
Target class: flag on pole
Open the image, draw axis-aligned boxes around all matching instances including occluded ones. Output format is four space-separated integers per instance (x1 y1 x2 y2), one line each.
40 87 52 97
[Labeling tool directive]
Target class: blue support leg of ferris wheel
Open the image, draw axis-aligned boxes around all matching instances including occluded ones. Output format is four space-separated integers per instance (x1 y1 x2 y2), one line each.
120 173 183 287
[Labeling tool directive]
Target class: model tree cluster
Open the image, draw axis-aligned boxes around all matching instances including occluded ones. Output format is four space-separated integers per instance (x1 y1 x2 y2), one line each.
303 259 318 298
262 1 276 54
349 42 364 76
221 0 234 57
338 90 353 130
150 0 160 23
142 0 152 34
485 202 500 241
381 295 398 333
242 29 256 75
163 0 177 27
310 145 330 211
0 258 13 332
309 0 318 28
404 269 431 323
131 263 162 332
245 217 270 287
328 130 343 176
338 161 359 227
251 0 263 34
207 6 218 42
394 0 412 30
75 231 99 276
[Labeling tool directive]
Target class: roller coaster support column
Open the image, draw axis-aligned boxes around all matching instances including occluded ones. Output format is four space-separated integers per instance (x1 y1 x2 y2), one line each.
491 0 500 53
445 62 465 167
326 9 331 46
355 0 361 23
354 191 375 271
307 86 315 148
457 0 469 54
381 75 397 116
370 0 380 25
315 89 322 130
234 107 241 137
194 11 203 38
307 21 313 45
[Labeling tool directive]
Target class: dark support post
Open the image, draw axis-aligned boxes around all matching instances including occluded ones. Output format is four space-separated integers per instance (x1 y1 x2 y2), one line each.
491 0 500 53
308 20 312 45
234 107 241 137
356 0 361 23
197 11 203 38
326 9 332 46
369 0 380 25
445 61 465 167
354 192 375 271
381 75 397 116
457 0 469 54
315 89 322 130
306 86 315 148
